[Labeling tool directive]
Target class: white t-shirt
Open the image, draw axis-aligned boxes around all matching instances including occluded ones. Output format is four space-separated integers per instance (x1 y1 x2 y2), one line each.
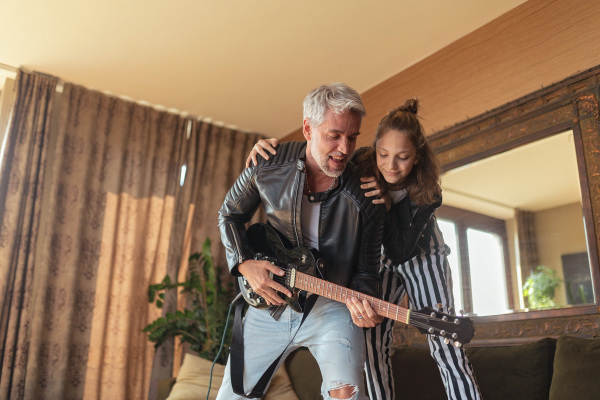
301 194 320 250
389 188 408 205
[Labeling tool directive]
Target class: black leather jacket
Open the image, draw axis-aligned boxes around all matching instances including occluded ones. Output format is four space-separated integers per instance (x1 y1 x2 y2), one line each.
218 141 384 297
383 194 442 264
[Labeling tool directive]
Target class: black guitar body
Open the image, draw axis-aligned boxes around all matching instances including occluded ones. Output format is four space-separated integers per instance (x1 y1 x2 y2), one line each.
237 223 325 312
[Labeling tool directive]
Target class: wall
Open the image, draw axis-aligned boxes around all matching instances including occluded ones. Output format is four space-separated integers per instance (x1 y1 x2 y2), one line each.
283 0 600 147
535 202 588 306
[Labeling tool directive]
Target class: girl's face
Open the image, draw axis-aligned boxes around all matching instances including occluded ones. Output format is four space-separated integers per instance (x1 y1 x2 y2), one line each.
376 129 420 186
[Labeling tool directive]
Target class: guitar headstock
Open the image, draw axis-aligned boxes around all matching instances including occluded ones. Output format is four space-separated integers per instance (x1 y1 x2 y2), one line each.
409 307 475 347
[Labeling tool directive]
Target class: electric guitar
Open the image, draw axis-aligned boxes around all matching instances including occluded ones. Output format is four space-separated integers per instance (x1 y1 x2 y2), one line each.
238 223 475 347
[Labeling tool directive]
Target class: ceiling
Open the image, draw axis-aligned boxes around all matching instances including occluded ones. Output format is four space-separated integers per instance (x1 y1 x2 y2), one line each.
442 130 582 220
0 0 527 138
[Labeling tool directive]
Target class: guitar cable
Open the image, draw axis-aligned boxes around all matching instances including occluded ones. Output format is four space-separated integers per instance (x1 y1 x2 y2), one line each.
205 291 243 400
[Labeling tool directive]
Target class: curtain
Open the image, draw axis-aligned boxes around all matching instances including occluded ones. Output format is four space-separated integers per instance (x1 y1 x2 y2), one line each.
0 79 190 399
516 209 539 277
148 119 265 384
0 70 58 400
185 119 265 268
1 71 267 399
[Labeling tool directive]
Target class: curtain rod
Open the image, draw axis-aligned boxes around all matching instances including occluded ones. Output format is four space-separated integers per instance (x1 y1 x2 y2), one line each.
0 63 17 74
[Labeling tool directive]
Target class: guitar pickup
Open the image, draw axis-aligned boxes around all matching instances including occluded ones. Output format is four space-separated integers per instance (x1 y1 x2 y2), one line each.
288 267 296 289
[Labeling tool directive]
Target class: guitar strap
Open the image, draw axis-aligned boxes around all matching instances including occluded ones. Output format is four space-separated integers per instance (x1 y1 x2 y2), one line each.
230 294 317 398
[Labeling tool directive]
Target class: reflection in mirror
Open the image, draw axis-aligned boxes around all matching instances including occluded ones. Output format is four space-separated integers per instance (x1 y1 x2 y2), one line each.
436 130 595 317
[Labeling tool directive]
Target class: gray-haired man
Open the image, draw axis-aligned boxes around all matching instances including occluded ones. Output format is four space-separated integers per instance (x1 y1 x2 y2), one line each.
217 83 384 400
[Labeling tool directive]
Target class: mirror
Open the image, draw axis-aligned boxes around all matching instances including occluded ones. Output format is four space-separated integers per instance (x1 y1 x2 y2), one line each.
393 66 600 346
436 130 594 316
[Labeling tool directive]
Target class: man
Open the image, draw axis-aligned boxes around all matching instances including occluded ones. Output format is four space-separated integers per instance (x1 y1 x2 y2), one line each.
217 83 384 400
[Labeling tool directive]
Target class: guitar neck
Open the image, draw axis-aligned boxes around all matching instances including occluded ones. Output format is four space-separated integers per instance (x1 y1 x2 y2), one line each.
295 271 410 325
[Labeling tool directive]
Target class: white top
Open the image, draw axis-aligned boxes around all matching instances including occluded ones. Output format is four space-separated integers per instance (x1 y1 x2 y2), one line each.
301 194 321 250
389 188 408 205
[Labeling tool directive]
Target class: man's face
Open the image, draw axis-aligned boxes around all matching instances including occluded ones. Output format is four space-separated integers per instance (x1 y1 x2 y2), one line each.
304 109 361 177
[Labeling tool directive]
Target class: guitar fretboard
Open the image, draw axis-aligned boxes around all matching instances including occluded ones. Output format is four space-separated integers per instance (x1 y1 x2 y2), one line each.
295 271 410 325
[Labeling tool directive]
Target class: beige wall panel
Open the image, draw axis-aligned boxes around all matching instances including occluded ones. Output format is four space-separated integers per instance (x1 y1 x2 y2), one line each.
284 0 600 148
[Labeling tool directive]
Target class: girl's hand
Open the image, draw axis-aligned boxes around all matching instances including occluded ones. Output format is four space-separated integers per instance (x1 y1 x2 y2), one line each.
245 138 279 168
361 176 391 211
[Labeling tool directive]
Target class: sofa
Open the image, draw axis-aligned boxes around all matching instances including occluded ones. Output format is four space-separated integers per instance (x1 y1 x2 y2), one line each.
159 334 600 400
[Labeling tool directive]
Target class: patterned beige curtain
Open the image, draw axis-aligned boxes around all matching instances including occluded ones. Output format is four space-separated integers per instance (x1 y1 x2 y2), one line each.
185 119 265 267
1 79 190 399
148 119 265 385
516 209 539 277
46 83 191 400
0 70 58 400
1 71 266 399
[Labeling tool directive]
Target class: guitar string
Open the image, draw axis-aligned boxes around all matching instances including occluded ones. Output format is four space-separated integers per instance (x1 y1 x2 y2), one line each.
291 274 464 341
272 270 464 341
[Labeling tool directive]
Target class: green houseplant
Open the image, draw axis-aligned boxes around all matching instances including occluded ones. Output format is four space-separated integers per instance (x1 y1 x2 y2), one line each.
143 238 234 364
522 265 562 309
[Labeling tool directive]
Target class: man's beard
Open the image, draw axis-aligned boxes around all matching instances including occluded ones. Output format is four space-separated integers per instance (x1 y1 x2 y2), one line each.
314 150 345 178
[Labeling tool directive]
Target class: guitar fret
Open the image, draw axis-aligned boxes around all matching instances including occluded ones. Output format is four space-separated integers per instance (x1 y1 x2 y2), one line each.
296 271 410 324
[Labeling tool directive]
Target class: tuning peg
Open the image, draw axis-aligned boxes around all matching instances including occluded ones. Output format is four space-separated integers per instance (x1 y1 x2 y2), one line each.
442 316 448 321
448 306 455 315
452 333 458 339
440 330 446 337
444 338 450 344
454 341 462 348
436 303 444 312
459 309 465 316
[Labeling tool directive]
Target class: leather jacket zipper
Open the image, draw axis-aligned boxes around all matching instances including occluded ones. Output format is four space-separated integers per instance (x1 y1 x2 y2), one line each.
228 223 244 264
292 164 303 245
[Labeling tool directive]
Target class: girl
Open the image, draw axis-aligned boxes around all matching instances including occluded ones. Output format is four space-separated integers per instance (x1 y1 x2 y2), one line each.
353 99 481 400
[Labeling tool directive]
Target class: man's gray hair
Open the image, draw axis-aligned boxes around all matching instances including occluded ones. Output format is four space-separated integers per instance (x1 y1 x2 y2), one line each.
303 83 366 127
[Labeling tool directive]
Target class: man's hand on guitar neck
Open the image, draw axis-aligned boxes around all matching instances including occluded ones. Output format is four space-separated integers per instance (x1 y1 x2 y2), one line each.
346 297 384 328
238 259 293 306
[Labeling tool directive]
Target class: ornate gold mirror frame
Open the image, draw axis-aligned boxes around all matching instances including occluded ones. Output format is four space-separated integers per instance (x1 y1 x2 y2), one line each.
395 67 600 346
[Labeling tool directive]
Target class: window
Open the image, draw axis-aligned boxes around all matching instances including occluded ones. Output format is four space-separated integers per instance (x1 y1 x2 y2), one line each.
0 73 17 168
437 205 512 316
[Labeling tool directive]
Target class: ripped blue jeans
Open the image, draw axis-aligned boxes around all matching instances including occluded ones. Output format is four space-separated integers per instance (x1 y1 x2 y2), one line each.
216 296 367 400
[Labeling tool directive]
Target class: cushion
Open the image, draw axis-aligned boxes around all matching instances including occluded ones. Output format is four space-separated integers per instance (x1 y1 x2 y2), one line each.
285 348 323 400
468 337 556 400
167 354 225 400
167 353 298 400
549 335 600 400
391 346 446 399
392 338 557 400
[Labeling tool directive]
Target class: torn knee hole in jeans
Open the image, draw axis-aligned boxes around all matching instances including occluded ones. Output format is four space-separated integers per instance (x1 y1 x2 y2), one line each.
328 381 358 400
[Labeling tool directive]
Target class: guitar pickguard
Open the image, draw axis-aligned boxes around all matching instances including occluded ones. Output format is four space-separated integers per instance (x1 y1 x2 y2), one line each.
237 223 323 313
